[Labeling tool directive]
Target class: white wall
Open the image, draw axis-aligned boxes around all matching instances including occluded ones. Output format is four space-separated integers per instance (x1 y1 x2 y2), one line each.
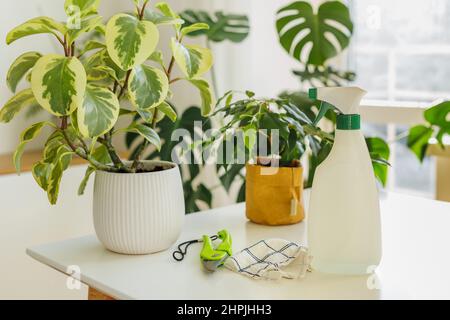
0 0 329 299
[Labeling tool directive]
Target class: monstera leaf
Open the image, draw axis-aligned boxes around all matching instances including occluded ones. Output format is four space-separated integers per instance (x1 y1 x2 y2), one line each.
180 10 250 43
126 106 212 213
276 1 353 66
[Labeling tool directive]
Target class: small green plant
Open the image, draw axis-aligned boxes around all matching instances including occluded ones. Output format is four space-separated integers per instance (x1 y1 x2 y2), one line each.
407 101 450 162
200 91 334 200
274 0 390 187
0 0 216 204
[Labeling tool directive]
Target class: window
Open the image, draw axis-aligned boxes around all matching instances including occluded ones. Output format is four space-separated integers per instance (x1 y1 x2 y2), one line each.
350 0 443 197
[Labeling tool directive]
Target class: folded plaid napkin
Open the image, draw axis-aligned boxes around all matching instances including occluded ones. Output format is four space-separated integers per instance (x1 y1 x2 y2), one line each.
224 239 312 280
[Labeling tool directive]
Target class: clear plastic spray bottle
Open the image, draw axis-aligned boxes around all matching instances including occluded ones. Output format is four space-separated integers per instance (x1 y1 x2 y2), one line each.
307 87 382 275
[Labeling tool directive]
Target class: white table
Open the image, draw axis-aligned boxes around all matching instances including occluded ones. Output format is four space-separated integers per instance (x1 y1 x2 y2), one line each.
27 191 450 300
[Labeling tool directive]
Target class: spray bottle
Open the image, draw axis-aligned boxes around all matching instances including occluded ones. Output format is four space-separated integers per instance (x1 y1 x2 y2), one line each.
307 87 382 275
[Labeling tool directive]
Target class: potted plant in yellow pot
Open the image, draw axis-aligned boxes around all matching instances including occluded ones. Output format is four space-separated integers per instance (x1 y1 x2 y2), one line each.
0 0 215 254
204 92 333 226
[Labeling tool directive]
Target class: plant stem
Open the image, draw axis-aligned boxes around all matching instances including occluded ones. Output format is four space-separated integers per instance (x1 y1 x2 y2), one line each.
59 117 120 172
131 34 181 170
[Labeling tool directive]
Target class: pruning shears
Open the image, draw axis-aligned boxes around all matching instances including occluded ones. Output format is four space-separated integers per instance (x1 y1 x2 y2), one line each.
173 230 233 272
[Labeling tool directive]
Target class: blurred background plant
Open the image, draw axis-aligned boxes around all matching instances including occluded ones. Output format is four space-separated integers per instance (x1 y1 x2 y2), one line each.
215 0 391 204
126 8 250 213
407 101 450 163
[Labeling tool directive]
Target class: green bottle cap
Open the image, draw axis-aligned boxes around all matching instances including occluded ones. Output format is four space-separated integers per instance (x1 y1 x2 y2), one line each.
337 114 360 130
309 88 317 100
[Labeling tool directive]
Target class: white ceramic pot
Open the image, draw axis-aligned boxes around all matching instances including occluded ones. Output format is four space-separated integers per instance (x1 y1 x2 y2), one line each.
93 161 185 255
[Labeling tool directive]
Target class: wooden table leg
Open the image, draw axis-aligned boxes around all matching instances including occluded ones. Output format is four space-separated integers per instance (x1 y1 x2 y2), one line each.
88 287 115 300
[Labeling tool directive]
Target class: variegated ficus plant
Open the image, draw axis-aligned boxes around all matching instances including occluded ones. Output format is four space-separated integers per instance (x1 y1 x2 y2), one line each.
0 0 215 204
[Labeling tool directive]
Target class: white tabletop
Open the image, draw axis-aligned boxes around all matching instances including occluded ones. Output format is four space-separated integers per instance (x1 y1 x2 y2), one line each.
27 191 450 300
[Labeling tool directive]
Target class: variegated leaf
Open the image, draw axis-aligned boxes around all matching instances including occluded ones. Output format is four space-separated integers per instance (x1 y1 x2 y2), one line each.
125 123 161 150
67 16 104 45
181 23 209 37
78 166 95 195
144 9 184 26
106 14 159 71
78 85 120 138
78 40 105 57
78 144 111 195
7 52 42 93
128 65 169 110
188 78 214 116
31 54 87 116
47 147 74 205
0 89 40 123
137 107 165 124
6 17 66 45
13 121 55 174
155 2 182 30
32 161 52 191
157 101 177 122
171 39 213 79
65 0 100 17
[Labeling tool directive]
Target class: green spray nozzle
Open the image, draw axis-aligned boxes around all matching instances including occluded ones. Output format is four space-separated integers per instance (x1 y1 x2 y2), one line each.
309 87 367 129
309 88 338 126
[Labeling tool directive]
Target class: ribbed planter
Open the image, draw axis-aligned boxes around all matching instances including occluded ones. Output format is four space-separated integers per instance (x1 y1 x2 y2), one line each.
93 161 185 255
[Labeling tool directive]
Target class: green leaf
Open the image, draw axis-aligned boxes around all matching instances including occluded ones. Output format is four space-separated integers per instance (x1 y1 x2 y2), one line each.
0 89 40 123
314 102 336 126
187 79 215 116
13 122 54 174
32 161 52 191
7 52 42 93
366 137 391 187
125 123 161 151
276 1 353 66
31 54 87 116
78 166 95 195
144 9 184 26
78 40 105 57
106 14 159 71
148 50 164 66
136 108 164 124
43 131 68 163
47 149 74 205
65 0 100 17
77 85 120 138
6 17 66 45
171 39 213 79
180 10 250 43
67 16 104 45
155 1 181 30
157 101 177 122
408 125 434 163
181 23 209 37
424 101 450 141
220 164 245 192
293 65 356 87
128 65 169 110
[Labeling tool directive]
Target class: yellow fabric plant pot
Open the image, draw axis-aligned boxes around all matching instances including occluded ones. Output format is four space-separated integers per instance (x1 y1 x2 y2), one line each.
245 164 305 226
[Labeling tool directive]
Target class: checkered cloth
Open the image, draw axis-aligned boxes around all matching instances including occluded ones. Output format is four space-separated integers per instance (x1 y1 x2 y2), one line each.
224 239 312 280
